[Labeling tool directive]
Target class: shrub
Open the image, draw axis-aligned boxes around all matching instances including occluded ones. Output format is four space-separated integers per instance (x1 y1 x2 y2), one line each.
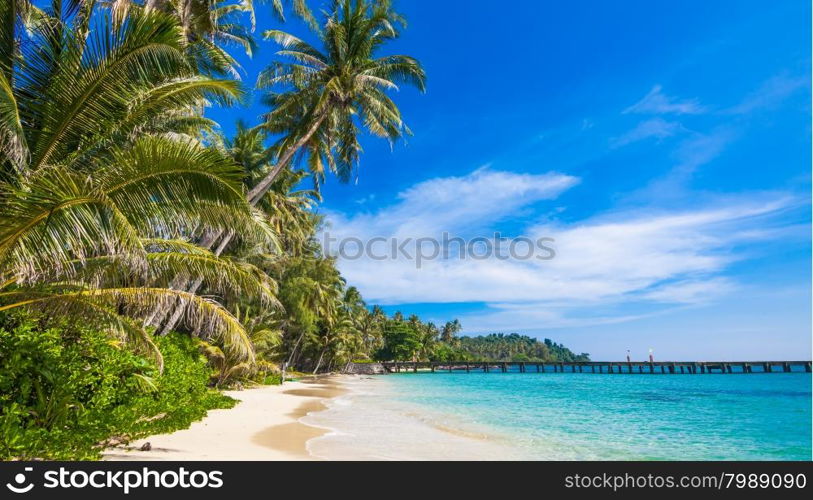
260 373 282 385
0 313 234 460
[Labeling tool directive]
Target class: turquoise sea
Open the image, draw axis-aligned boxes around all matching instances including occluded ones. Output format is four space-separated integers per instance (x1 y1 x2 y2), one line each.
304 372 812 460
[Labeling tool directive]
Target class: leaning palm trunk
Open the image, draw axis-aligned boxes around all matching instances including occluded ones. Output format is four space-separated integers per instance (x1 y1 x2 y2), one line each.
312 346 327 374
292 339 307 367
247 113 327 205
287 329 307 365
156 114 326 334
154 229 234 334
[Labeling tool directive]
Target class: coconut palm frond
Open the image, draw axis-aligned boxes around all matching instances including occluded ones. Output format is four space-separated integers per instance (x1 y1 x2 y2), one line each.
0 287 164 371
23 11 193 171
0 71 27 170
0 286 255 362
0 169 147 279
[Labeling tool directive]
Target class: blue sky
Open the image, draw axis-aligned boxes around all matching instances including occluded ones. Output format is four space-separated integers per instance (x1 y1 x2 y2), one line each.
209 0 811 360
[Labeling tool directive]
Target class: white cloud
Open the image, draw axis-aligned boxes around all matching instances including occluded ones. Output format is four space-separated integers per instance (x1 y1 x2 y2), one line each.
623 85 705 115
610 117 682 148
638 278 736 303
324 167 579 238
451 302 666 333
323 168 797 333
626 127 736 203
354 193 376 205
726 74 808 115
672 128 733 174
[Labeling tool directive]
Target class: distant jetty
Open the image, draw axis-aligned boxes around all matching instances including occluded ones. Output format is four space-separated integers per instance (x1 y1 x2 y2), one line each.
375 360 813 374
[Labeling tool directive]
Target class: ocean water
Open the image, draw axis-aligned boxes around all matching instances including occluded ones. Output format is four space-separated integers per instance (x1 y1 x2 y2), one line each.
303 372 812 460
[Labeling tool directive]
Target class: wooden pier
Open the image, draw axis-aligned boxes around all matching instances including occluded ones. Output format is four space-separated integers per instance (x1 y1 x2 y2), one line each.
380 360 812 374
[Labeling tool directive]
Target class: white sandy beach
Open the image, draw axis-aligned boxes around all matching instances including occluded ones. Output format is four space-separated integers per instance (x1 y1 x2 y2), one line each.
103 377 346 461
102 374 528 461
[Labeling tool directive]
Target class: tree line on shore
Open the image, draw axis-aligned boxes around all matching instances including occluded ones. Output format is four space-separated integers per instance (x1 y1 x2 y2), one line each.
361 315 590 364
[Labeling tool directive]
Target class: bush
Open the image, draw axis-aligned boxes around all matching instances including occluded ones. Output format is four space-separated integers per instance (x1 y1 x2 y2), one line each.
260 373 282 385
0 313 234 460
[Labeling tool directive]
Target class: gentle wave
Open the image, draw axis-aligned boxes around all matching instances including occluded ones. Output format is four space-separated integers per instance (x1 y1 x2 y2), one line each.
302 376 528 460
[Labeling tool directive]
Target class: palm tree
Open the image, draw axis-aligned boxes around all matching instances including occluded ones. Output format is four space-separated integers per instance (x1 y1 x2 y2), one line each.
1 0 42 82
224 122 321 252
153 121 321 334
249 0 426 204
440 319 462 344
161 0 259 77
359 304 386 353
155 0 425 333
102 0 316 77
0 4 269 368
297 256 345 369
196 303 284 386
418 321 439 361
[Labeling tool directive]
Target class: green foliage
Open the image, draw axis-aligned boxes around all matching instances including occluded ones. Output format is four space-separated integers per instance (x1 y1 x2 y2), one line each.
0 4 265 367
260 373 283 385
375 321 422 361
542 338 591 362
430 343 462 362
0 313 233 460
366 313 589 364
364 312 589 364
454 333 590 362
0 0 429 462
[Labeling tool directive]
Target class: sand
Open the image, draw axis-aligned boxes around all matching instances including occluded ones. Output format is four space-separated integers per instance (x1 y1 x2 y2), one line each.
103 377 346 461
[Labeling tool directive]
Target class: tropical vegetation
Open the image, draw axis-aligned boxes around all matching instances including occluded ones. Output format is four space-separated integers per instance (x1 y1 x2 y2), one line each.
0 311 235 460
369 316 590 363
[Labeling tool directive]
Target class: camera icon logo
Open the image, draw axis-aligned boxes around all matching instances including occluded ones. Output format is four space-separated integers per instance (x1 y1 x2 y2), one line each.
6 467 34 494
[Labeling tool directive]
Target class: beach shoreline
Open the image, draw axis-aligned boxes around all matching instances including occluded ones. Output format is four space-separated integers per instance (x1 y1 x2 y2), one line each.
103 376 349 461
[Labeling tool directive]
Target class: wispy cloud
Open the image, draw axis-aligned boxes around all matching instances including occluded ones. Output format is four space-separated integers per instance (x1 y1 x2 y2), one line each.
354 194 376 205
672 127 734 175
621 123 737 205
324 73 808 338
725 73 809 114
638 278 736 303
324 167 579 237
623 85 706 115
324 168 798 332
616 72 809 208
610 117 683 148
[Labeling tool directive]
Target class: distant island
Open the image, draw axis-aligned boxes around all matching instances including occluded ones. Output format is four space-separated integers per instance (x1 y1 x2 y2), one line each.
357 313 589 364
456 334 590 362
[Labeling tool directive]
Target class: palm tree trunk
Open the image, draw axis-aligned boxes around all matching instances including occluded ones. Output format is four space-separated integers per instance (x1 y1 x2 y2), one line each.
312 346 327 374
292 341 306 367
155 230 233 335
155 114 326 334
246 112 327 205
287 330 306 366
